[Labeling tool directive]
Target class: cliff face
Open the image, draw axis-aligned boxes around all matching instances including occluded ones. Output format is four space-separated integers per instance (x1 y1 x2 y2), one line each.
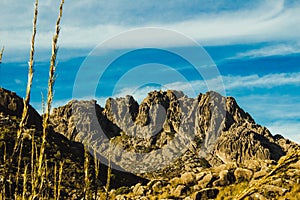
49 90 296 175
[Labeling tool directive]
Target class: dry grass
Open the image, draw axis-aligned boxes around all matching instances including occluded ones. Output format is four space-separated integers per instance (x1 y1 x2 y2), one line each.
236 149 300 199
0 0 119 199
36 0 64 195
17 0 38 141
0 0 67 199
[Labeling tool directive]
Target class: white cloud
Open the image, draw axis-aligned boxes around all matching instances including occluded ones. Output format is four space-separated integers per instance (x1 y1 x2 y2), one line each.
223 72 300 89
233 44 300 58
267 122 300 143
2 0 300 54
59 0 300 48
108 72 300 103
14 79 22 84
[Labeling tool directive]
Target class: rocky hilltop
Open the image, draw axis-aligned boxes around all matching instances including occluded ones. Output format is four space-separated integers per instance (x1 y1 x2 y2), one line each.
1 87 299 199
50 90 296 171
0 88 146 199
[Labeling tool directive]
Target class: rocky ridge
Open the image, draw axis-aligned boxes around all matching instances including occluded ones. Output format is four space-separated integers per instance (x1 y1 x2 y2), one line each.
50 90 296 173
1 87 299 199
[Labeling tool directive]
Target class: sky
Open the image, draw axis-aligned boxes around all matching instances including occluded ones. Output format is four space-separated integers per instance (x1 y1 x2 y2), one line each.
0 0 299 143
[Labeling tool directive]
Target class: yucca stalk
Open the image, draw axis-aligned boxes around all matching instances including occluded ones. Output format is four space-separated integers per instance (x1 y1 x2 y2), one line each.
0 46 4 64
35 0 64 194
17 0 38 140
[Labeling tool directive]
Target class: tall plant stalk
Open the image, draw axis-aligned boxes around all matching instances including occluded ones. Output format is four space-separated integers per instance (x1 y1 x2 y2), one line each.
35 0 64 195
17 0 38 140
31 129 36 196
93 148 100 198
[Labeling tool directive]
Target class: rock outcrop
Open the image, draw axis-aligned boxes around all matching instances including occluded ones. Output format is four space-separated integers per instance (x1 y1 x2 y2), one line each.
0 87 42 129
50 90 296 175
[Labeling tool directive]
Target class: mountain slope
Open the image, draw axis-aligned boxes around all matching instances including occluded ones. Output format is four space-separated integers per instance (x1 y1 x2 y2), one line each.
1 87 298 199
0 87 147 199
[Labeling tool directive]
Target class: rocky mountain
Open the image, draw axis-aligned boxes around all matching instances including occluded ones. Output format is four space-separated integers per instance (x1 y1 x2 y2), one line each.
0 88 146 199
50 90 297 174
1 87 299 199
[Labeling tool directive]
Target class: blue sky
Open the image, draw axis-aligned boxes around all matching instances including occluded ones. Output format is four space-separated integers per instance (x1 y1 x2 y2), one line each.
0 0 299 143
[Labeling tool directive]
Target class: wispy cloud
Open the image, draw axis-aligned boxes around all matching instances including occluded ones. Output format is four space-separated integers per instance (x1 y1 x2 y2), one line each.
59 0 300 48
109 72 300 101
14 79 22 85
223 72 300 89
166 72 300 94
233 43 300 58
2 0 300 52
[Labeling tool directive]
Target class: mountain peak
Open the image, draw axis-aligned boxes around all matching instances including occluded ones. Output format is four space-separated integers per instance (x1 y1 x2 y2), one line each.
49 90 297 173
